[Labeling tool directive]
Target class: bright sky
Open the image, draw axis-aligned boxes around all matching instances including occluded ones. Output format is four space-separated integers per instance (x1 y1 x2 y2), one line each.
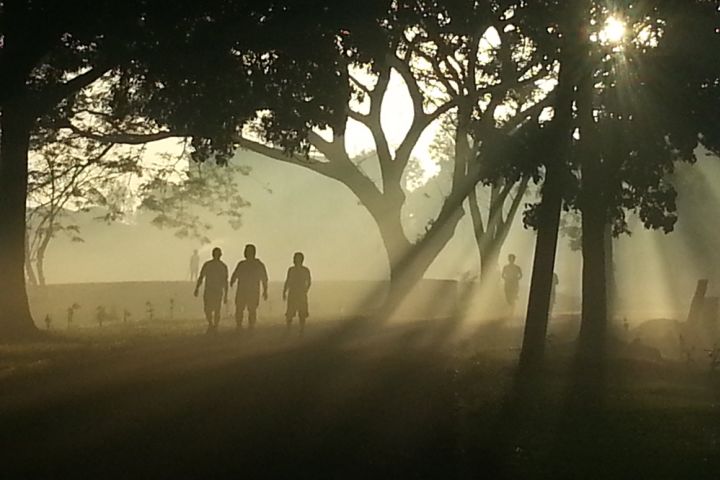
343 69 442 187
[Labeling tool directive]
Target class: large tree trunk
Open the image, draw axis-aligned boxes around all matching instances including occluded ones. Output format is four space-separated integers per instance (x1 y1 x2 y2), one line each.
479 241 501 285
518 166 563 369
576 44 608 365
577 128 607 362
373 197 464 319
0 100 38 337
578 198 607 362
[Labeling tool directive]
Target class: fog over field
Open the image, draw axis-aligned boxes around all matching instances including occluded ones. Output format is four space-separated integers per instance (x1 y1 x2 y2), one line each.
34 151 720 324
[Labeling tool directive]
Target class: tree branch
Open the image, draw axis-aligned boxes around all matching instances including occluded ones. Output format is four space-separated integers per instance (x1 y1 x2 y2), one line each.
348 73 372 97
38 66 112 113
386 53 424 117
63 122 182 144
236 135 385 215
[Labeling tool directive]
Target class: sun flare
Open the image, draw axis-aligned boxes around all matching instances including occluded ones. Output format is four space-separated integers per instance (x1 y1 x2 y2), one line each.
600 16 627 44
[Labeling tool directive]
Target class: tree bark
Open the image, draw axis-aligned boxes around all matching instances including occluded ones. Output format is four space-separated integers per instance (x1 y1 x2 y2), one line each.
0 100 38 337
578 196 607 363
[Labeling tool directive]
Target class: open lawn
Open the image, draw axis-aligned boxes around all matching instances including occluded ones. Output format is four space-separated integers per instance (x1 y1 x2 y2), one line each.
1 319 719 479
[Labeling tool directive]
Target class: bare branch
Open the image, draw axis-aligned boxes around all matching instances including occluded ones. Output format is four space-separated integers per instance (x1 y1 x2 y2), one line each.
347 108 370 125
307 130 351 164
500 93 555 134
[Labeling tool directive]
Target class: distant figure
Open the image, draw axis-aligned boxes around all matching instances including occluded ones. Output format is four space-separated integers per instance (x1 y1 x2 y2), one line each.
44 314 52 330
549 272 559 314
66 303 80 329
190 249 200 282
231 244 268 332
145 301 154 322
194 247 229 333
501 254 523 307
96 306 107 328
283 252 312 335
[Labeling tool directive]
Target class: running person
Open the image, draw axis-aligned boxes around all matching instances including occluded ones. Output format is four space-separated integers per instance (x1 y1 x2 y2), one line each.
194 247 228 333
230 244 268 331
283 252 312 335
502 254 523 308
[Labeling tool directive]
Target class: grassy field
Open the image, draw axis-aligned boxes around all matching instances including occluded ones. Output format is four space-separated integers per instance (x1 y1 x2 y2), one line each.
1 318 719 479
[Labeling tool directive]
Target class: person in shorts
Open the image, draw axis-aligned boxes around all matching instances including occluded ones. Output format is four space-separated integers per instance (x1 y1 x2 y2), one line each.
230 244 268 331
194 247 228 333
283 252 312 335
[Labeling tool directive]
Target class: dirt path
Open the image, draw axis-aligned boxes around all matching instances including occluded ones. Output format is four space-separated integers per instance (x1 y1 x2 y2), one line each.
0 323 461 478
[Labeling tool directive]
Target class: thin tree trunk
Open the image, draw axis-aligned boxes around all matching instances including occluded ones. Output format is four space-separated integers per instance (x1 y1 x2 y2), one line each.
482 177 530 282
468 187 490 279
36 256 47 287
24 231 39 287
0 99 38 337
470 179 529 285
35 229 53 287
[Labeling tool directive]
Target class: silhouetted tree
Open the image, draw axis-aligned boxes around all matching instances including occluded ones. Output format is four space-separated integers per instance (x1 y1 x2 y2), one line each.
519 0 720 368
138 154 250 245
430 116 532 284
234 1 554 310
0 1 389 337
25 133 141 285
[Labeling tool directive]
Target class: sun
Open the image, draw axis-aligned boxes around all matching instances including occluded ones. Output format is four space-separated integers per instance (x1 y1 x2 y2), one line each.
600 16 627 44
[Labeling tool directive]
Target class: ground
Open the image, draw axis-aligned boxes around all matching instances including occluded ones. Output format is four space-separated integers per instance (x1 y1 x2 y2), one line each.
1 318 719 479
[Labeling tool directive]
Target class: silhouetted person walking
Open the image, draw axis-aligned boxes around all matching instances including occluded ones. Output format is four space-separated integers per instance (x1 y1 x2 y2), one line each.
283 252 311 335
502 254 522 308
190 249 200 282
194 247 228 333
231 244 268 332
